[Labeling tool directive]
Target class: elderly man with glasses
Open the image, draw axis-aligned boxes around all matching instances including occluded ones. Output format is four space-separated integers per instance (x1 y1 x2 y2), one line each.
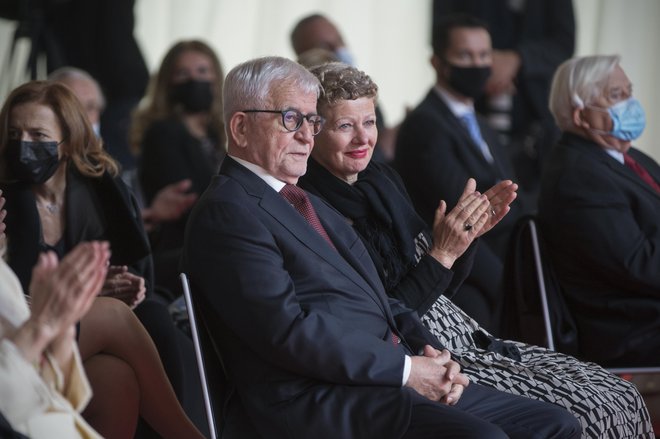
182 56 581 439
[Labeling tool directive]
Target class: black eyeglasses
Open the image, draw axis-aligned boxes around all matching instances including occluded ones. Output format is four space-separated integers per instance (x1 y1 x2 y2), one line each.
242 109 325 136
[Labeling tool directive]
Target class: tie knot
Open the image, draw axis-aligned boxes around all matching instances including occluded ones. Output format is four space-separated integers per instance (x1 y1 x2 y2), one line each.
280 184 307 206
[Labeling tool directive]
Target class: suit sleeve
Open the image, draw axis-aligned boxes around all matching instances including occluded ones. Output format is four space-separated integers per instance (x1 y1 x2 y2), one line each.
186 196 407 387
547 158 660 293
377 163 477 314
395 110 474 226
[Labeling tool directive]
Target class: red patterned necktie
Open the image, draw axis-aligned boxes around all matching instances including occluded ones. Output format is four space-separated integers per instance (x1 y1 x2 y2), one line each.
623 153 660 194
280 184 336 249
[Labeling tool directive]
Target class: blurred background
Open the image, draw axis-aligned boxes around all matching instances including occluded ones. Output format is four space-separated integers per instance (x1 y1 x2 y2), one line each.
0 0 658 160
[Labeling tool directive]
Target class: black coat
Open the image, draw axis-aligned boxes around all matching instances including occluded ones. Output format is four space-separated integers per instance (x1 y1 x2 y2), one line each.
538 132 660 365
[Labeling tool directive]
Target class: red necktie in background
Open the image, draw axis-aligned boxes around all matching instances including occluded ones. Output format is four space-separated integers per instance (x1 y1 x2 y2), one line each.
624 153 660 194
280 184 336 249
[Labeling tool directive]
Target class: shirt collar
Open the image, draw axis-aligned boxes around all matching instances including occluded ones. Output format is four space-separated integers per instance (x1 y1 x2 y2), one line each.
604 148 625 165
433 85 474 118
229 155 287 192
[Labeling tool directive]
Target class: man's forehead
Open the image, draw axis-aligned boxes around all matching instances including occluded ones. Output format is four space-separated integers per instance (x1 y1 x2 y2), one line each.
269 83 318 110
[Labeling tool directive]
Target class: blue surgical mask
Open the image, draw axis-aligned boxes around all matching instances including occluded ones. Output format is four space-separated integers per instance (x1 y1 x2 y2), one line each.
589 97 646 141
334 47 355 66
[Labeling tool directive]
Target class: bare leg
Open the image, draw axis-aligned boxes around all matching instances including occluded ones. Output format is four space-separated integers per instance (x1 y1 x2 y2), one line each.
82 353 139 439
79 297 204 439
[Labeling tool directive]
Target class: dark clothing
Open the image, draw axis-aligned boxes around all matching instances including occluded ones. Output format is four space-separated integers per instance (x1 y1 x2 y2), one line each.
394 89 531 333
139 118 222 207
31 0 150 169
2 165 205 429
139 118 223 251
538 132 660 366
138 118 223 297
433 0 575 193
183 157 580 438
3 167 152 291
300 158 475 315
434 0 575 138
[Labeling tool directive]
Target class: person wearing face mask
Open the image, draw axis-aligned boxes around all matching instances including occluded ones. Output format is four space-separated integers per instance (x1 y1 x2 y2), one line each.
130 40 225 299
0 80 207 438
394 14 533 335
538 55 660 367
290 13 398 163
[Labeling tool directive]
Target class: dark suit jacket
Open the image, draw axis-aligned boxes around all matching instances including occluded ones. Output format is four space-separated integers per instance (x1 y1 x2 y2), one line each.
182 158 441 438
538 132 660 364
395 89 523 241
3 167 153 293
433 0 575 136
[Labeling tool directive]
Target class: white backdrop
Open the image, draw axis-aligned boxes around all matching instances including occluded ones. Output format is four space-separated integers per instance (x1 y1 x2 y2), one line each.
0 0 658 160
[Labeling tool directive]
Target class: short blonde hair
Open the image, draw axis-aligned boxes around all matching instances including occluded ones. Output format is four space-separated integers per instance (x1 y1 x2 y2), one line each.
309 62 378 112
549 55 620 131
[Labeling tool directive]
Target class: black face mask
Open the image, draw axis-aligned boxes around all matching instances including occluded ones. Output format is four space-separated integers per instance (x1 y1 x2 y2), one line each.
169 79 214 113
5 139 61 184
445 63 492 99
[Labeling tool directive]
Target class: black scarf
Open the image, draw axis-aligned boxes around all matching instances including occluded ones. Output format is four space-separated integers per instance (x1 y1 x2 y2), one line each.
300 158 429 291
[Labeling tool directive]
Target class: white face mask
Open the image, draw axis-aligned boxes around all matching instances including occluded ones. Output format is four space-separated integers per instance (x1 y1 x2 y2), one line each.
92 122 101 138
334 46 355 66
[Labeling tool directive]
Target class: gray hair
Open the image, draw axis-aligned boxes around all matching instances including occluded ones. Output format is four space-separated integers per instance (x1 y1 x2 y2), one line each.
223 56 321 128
549 55 621 131
48 66 106 109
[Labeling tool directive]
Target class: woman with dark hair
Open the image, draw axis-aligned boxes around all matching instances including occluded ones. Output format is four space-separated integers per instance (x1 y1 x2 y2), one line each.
0 80 204 438
131 39 225 296
298 62 653 438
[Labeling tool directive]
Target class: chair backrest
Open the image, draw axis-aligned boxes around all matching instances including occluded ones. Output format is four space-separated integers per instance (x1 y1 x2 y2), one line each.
503 215 579 355
180 272 220 439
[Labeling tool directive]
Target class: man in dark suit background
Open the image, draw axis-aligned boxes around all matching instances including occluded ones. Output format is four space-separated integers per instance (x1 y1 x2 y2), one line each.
433 0 575 196
395 14 532 334
182 55 580 438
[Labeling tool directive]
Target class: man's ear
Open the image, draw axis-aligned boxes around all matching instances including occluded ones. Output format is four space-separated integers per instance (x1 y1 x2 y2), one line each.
229 112 249 148
572 107 589 129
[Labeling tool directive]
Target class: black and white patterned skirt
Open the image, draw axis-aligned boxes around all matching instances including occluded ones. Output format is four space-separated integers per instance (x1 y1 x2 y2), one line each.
422 296 653 438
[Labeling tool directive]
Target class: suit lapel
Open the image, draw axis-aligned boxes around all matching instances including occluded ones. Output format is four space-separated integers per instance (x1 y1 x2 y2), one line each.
427 91 501 178
222 158 390 315
606 157 660 200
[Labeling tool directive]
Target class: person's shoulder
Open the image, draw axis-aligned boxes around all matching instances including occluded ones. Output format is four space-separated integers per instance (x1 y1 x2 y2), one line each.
143 117 188 140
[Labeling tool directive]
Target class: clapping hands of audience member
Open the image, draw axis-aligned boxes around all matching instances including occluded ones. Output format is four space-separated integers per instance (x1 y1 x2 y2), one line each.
478 180 518 237
428 178 490 268
18 242 109 365
141 179 198 231
406 346 470 405
100 265 146 308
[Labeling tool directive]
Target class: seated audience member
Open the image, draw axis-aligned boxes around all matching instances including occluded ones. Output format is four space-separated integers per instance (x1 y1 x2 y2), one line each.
0 81 203 432
130 40 225 297
432 0 575 195
0 241 106 439
183 55 582 439
0 241 204 438
48 67 197 234
299 61 653 438
539 54 660 367
394 14 533 333
291 13 397 162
